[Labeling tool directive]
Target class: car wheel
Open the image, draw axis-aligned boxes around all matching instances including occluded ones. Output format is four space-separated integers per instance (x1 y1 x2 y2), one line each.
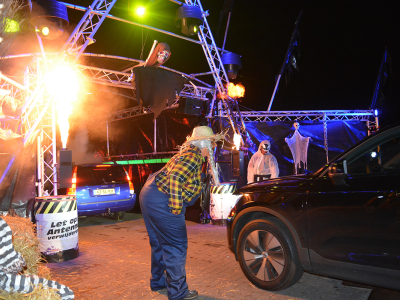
110 211 126 221
237 217 303 291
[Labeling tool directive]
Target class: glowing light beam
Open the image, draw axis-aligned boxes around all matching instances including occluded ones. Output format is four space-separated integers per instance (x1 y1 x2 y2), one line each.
44 64 79 149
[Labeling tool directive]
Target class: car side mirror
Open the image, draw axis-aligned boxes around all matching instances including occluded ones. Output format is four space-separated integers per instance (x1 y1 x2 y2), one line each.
328 159 348 186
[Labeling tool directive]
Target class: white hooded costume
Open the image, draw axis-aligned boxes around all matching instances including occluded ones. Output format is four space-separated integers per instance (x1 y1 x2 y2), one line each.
247 140 279 183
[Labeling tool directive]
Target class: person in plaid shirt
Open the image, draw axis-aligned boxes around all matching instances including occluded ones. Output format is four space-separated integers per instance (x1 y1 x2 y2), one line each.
140 126 225 300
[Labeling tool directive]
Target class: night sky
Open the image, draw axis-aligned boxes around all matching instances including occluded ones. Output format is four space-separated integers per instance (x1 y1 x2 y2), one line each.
85 0 400 127
5 0 400 127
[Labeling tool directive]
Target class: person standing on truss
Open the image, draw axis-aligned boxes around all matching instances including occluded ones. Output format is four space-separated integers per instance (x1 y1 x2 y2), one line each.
139 126 225 300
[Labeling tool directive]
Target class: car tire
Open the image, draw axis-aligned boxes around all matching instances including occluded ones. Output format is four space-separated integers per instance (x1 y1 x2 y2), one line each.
110 211 126 221
237 217 303 291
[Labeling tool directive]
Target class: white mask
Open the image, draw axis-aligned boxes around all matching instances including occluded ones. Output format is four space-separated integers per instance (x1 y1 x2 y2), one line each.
186 139 220 186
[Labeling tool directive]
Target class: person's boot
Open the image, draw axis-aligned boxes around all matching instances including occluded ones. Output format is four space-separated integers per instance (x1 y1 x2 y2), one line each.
183 290 198 300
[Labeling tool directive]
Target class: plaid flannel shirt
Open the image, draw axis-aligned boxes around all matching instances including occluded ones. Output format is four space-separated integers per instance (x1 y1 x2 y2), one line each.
155 145 202 215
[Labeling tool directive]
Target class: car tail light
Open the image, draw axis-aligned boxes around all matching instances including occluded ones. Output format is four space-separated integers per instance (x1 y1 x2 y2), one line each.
123 168 134 195
67 168 77 195
129 180 134 195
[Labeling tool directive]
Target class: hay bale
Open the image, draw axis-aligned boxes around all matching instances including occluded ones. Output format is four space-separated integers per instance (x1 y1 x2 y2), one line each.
0 215 59 298
0 283 62 300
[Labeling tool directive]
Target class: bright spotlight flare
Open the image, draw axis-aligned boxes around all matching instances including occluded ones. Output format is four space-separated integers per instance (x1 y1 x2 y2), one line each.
227 82 245 99
44 64 79 149
233 133 241 150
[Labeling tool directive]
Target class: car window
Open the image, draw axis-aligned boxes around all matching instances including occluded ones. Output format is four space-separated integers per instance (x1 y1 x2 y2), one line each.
77 166 127 186
92 166 127 183
77 168 95 186
347 137 400 175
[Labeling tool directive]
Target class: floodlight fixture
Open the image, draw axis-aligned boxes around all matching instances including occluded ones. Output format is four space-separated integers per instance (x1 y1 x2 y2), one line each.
175 4 202 36
221 52 242 80
30 0 69 40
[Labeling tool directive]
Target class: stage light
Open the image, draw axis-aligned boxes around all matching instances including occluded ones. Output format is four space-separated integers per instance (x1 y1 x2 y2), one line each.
5 18 20 33
374 109 379 116
41 26 50 36
30 0 69 40
175 4 202 36
221 52 242 80
136 6 145 16
371 151 377 158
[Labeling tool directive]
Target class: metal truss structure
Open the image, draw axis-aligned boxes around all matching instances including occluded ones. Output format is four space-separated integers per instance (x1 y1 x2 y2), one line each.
60 0 117 61
0 58 59 196
234 110 377 122
186 0 248 142
0 0 380 197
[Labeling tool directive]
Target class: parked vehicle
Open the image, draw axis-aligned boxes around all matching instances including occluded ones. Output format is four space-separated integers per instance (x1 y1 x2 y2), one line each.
67 164 136 220
227 124 400 291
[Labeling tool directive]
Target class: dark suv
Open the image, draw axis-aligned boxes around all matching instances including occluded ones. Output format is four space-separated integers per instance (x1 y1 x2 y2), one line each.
227 124 400 291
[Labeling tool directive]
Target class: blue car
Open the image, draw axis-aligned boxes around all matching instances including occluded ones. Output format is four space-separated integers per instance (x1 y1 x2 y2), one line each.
67 164 136 220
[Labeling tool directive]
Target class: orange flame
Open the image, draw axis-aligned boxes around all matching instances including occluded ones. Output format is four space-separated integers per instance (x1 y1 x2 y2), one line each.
227 83 245 99
44 64 79 148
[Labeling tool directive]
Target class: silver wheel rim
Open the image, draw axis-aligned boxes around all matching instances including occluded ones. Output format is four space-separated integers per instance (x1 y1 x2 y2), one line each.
243 229 285 281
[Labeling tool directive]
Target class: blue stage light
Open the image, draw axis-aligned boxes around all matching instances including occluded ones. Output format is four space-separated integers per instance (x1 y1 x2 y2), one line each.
374 109 379 116
175 4 202 36
30 0 69 40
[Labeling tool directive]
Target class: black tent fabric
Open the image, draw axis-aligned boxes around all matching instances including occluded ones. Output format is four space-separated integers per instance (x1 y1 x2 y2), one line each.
244 120 368 177
133 67 187 120
108 109 204 155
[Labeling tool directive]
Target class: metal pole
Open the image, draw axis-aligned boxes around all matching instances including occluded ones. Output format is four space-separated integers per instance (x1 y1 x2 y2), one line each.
267 11 302 111
37 133 42 197
107 122 110 157
60 2 229 50
267 74 281 111
154 118 157 153
323 113 329 164
222 12 231 51
52 101 58 195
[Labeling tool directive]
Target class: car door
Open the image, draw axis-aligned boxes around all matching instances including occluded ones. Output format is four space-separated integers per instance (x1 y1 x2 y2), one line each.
306 129 400 288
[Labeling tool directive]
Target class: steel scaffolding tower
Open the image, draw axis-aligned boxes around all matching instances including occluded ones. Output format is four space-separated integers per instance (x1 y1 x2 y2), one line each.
0 0 379 197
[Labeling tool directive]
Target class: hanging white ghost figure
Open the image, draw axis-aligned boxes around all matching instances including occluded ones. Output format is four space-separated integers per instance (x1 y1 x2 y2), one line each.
285 122 310 175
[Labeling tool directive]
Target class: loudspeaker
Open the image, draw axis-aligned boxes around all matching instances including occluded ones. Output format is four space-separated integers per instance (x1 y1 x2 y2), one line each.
57 150 72 189
232 150 245 176
178 98 203 116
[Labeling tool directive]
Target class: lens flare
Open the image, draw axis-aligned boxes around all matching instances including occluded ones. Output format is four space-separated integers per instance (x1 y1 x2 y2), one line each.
227 83 245 99
44 64 79 148
41 26 50 36
136 7 145 16
233 133 241 150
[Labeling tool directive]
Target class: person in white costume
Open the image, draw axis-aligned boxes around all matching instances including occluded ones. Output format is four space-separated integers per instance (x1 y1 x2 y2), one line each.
247 140 279 183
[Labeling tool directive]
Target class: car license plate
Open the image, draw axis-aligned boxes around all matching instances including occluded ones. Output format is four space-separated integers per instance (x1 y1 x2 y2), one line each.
93 188 115 196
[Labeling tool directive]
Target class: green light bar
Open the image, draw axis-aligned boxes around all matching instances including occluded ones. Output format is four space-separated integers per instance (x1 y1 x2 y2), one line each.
102 158 171 165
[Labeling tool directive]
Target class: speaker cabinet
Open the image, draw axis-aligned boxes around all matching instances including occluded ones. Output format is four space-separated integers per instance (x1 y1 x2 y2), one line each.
178 98 203 116
232 150 244 176
58 150 72 189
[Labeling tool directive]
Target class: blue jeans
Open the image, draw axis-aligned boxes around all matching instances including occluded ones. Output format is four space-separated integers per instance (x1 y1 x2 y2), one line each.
140 172 199 300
